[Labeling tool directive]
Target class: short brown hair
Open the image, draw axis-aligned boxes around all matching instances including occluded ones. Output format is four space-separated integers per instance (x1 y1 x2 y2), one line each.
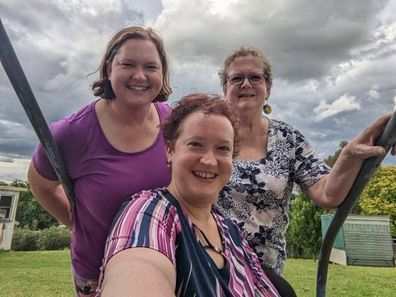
219 47 272 97
162 93 240 157
91 26 172 101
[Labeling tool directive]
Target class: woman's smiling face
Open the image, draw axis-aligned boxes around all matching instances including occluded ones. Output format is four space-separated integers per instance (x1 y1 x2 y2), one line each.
225 55 268 114
107 39 163 108
166 112 234 205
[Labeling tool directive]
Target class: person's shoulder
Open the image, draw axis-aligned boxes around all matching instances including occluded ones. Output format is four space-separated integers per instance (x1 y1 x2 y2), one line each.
116 189 181 234
128 188 177 215
155 101 172 117
269 118 295 131
50 100 96 130
65 100 97 124
48 100 97 143
268 117 300 138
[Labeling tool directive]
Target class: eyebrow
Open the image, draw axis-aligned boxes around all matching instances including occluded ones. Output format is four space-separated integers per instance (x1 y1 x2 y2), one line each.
117 57 161 65
185 136 233 145
229 72 263 76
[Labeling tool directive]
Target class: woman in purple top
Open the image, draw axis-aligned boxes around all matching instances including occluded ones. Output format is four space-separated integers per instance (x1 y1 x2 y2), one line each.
96 94 295 297
27 26 172 296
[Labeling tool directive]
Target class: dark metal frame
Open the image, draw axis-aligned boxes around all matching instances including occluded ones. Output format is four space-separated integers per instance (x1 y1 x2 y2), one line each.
316 111 396 296
0 19 75 209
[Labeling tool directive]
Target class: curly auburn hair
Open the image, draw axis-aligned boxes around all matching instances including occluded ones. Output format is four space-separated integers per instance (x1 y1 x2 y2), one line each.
162 93 240 157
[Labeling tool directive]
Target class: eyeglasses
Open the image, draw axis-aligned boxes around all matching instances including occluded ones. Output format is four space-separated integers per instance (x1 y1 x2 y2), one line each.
227 73 266 86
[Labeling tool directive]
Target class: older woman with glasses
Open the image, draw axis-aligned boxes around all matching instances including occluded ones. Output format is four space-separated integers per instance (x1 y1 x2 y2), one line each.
216 46 395 275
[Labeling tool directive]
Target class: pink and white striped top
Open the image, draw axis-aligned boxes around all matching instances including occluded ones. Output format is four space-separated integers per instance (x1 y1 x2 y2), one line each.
96 189 280 297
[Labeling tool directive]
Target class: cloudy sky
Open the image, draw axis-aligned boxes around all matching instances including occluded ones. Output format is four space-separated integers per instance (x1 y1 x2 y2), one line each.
0 0 395 182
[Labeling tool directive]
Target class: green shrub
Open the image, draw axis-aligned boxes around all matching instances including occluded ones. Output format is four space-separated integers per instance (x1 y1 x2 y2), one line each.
37 226 71 250
11 228 39 251
11 226 71 251
286 192 326 259
359 166 396 237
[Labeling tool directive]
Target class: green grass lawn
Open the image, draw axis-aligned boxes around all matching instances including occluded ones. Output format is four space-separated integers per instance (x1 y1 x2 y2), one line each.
283 258 396 297
0 250 73 297
0 250 395 296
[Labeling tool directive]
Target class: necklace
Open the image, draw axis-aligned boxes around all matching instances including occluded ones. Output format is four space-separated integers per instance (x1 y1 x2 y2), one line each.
192 223 224 254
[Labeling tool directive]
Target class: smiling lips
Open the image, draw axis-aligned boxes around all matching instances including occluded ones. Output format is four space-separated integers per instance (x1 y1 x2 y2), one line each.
127 84 149 91
238 93 255 99
192 170 217 180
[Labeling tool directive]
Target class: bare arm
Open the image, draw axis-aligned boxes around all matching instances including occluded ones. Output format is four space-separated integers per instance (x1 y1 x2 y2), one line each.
27 162 72 227
101 248 176 297
306 114 395 208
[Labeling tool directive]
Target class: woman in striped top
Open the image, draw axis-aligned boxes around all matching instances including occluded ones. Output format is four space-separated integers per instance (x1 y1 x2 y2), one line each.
96 94 294 296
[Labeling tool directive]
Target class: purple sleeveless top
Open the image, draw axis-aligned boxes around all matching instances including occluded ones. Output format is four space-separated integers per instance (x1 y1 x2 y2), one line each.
32 100 172 280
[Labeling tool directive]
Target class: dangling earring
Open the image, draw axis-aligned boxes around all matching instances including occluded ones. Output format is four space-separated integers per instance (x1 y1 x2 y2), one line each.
166 160 172 168
263 98 272 114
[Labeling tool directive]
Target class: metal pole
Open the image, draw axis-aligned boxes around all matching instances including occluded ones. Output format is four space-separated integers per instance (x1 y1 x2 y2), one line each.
316 111 396 297
0 18 75 209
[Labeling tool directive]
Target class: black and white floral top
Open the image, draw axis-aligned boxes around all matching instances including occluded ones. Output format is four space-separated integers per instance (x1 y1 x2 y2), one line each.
216 118 330 275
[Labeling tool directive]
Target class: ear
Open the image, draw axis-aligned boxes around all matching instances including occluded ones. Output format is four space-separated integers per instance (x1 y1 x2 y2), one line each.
106 61 112 78
266 84 271 99
223 85 228 97
165 142 174 164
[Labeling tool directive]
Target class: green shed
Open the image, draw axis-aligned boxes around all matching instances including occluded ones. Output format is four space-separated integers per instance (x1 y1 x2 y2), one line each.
321 214 395 267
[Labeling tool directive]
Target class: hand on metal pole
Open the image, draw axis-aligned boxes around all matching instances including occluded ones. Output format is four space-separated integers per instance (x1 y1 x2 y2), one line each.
316 111 396 297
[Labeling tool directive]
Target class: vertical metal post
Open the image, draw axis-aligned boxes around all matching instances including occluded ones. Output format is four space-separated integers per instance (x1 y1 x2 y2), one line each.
317 112 396 296
0 18 75 208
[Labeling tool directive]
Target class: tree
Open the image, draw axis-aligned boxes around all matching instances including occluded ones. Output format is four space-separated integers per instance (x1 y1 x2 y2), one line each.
359 166 396 236
286 191 327 259
324 141 348 168
10 179 27 188
286 141 356 259
12 180 58 230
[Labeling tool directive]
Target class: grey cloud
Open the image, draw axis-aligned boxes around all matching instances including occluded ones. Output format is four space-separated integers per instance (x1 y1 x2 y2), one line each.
0 122 36 157
1 0 145 159
157 0 389 82
0 0 395 181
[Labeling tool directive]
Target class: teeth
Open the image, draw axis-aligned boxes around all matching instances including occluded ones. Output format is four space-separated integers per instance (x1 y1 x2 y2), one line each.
127 85 148 91
193 171 216 179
